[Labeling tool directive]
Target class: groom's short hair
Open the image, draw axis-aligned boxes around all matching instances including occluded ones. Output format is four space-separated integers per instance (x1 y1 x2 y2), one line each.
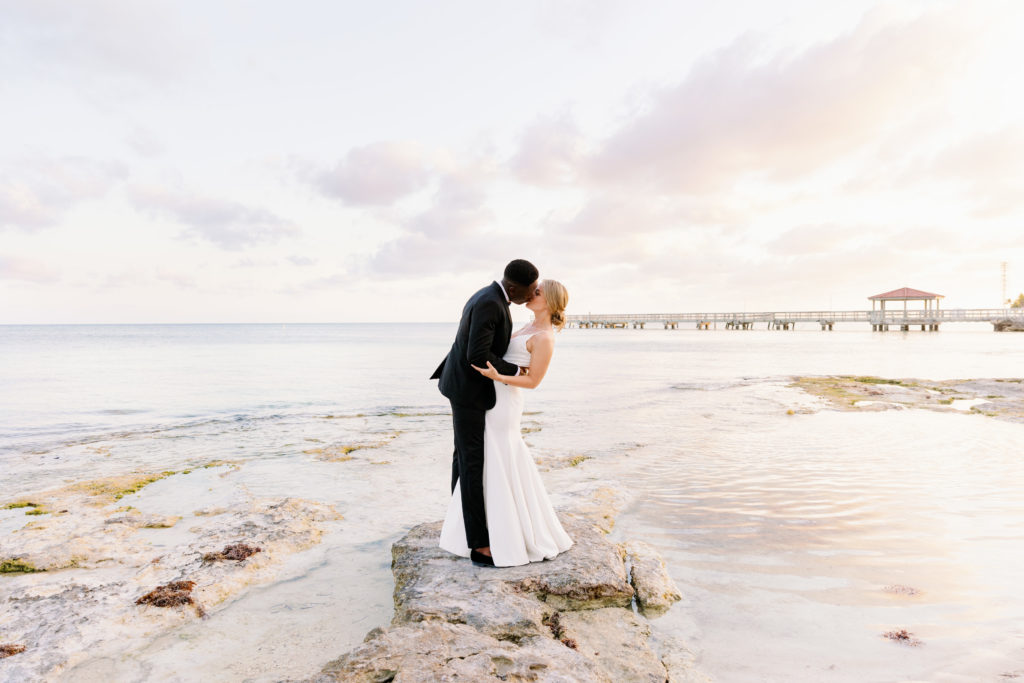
504 259 539 287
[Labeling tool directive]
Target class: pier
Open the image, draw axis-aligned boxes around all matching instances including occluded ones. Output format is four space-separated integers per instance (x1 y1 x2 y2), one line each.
567 308 1024 332
567 286 1024 332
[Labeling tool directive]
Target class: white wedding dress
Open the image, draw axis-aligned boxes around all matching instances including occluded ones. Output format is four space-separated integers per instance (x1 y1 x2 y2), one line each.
439 331 573 567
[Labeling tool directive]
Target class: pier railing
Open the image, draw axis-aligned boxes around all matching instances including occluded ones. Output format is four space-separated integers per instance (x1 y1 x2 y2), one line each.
566 308 1024 330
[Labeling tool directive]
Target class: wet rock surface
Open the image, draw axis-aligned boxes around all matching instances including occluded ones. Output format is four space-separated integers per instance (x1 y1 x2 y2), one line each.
623 540 683 617
791 375 1024 422
0 485 341 681
310 513 699 682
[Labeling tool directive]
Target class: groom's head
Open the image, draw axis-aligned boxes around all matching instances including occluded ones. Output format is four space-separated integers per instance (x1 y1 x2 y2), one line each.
502 259 539 305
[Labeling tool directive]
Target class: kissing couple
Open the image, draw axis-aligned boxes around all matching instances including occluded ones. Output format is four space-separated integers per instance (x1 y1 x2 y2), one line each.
432 259 573 567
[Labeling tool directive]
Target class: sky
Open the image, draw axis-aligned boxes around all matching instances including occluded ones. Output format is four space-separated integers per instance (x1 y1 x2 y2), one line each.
2 0 1023 323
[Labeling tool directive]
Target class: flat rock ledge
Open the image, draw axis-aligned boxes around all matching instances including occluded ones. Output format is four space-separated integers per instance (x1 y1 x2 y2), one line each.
310 513 690 682
623 541 683 617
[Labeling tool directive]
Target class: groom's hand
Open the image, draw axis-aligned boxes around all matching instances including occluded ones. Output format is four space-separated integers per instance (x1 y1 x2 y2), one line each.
519 366 530 376
471 361 500 380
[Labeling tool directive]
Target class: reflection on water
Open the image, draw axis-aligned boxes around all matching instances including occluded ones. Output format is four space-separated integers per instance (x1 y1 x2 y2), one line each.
613 397 1024 682
2 324 1024 681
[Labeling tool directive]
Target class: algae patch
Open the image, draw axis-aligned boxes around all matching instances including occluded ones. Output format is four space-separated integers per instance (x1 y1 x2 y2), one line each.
70 471 180 503
1 558 43 574
3 501 49 515
883 628 922 646
305 433 398 461
791 375 1024 423
789 376 870 407
854 376 903 385
0 643 27 658
136 580 205 617
203 543 262 563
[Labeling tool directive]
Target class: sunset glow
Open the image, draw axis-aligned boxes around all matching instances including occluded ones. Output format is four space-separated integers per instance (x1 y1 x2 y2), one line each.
2 0 1023 322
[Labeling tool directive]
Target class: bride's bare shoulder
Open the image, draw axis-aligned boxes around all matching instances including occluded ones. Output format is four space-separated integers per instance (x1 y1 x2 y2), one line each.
525 329 554 351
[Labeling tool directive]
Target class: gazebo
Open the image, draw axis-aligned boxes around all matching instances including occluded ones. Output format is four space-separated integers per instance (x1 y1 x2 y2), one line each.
868 287 944 331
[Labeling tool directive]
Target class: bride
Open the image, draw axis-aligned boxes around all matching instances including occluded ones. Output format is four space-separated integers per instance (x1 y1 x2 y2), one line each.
438 279 573 567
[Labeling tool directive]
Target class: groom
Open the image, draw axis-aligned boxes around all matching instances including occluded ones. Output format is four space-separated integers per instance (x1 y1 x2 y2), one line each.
431 259 539 566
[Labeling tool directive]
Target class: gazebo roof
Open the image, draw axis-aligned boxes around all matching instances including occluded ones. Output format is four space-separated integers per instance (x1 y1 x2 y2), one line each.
868 287 944 301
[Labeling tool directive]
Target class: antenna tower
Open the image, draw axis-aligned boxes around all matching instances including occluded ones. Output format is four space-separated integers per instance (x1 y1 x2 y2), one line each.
1002 261 1008 305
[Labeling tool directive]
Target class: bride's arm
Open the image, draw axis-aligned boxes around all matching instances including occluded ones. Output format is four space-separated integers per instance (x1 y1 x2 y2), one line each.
472 334 554 389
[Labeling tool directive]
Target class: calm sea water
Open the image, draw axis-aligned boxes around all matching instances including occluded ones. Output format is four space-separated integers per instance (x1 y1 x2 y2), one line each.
2 323 1023 681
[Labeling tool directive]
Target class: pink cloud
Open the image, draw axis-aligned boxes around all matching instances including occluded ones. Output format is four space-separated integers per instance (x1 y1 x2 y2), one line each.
510 115 585 186
925 125 1024 218
766 224 871 256
368 170 499 277
129 184 297 250
0 254 59 283
317 141 431 206
586 4 987 194
0 157 125 230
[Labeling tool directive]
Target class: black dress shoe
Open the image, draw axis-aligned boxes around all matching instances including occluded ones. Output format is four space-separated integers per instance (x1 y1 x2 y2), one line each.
470 549 495 567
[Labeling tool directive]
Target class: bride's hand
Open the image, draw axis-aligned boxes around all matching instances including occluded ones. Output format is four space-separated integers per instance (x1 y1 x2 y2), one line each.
471 361 500 380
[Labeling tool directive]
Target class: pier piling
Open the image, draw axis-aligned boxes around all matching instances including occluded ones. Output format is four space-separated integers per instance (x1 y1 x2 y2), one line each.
569 308 1016 332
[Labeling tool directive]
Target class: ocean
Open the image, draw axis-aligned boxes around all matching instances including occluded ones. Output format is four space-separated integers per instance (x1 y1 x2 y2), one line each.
1 323 1023 681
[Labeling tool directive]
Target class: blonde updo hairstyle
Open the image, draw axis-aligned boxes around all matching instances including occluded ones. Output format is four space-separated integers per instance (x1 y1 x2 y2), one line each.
542 279 569 331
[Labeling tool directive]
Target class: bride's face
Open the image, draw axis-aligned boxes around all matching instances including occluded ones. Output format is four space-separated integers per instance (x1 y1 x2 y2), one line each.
526 284 546 314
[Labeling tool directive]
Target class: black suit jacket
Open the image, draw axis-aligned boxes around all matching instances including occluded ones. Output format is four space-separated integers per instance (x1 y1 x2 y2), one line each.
431 282 521 410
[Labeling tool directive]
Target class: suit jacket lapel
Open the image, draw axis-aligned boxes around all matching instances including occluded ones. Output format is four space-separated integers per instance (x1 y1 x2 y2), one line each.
491 281 513 328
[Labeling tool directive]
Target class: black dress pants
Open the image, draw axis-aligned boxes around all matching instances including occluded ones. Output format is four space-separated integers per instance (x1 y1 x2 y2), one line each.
449 400 489 549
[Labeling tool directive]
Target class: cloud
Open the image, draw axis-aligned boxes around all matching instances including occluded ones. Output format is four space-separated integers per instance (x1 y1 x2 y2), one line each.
367 164 505 277
766 223 871 256
510 115 585 185
0 0 193 84
129 184 298 250
924 125 1024 218
0 157 125 230
586 4 987 194
0 254 59 283
155 268 196 289
124 127 164 158
85 266 197 291
316 141 432 206
530 194 666 273
300 271 359 291
234 255 317 268
557 194 667 236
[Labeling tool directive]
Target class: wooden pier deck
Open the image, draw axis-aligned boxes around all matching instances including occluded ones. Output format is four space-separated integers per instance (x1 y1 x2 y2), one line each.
566 309 1024 331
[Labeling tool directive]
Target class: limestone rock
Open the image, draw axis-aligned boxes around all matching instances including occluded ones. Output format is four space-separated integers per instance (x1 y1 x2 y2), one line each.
105 511 181 529
659 636 713 683
0 497 341 680
557 608 667 682
312 621 607 683
391 515 632 642
311 513 691 682
568 486 631 534
624 540 682 616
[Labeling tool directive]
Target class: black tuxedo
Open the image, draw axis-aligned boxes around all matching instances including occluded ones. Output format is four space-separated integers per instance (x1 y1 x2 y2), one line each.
431 282 520 409
431 281 522 549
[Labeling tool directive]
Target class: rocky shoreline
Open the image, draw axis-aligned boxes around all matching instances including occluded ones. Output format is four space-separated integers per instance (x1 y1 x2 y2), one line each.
0 452 700 682
307 512 704 682
0 464 343 680
790 375 1024 422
